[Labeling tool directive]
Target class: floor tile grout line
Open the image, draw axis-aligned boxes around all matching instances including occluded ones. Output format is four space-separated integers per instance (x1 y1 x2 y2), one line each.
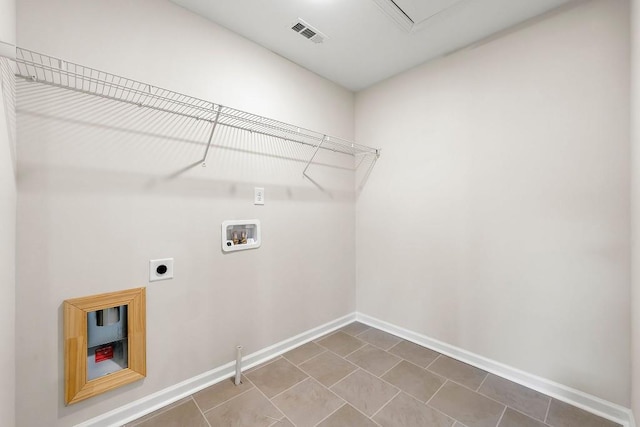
425 353 442 369
347 398 382 426
424 380 508 427
126 396 196 426
387 348 442 369
268 415 296 427
282 342 326 366
425 402 461 426
199 382 256 415
377 386 459 427
357 338 403 352
265 414 285 424
506 405 555 426
245 356 283 374
370 416 385 426
386 339 404 353
544 397 552 424
425 379 450 406
190 396 213 427
319 356 404 424
376 342 402 352
352 326 372 337
246 376 288 421
369 388 402 419
423 366 487 394
376 357 404 378
430 378 512 416
295 355 358 389
340 342 368 359
476 372 490 391
294 369 357 426
337 362 407 397
315 331 368 358
473 378 555 423
292 349 328 367
478 394 552 425
317 330 341 341
312 373 351 406
311 402 347 427
494 405 507 427
429 379 516 423
268 375 312 401
424 356 490 392
364 405 385 427
392 355 434 373
328 366 364 390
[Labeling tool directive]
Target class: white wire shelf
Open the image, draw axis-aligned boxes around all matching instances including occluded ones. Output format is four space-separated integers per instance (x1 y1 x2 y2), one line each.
13 47 380 161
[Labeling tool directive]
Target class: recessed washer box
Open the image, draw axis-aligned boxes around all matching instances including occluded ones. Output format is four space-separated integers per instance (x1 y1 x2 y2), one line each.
222 220 261 252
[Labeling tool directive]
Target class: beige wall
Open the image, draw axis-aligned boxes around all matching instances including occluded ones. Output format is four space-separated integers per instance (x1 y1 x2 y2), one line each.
632 0 640 420
355 0 631 406
0 0 15 49
0 64 16 427
0 0 16 424
16 0 356 425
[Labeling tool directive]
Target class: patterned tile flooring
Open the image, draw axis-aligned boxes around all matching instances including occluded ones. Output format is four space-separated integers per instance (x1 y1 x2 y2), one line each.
125 323 621 427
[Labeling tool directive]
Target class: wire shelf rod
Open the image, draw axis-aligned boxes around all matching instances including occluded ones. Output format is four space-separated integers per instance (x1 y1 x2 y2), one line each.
13 47 380 158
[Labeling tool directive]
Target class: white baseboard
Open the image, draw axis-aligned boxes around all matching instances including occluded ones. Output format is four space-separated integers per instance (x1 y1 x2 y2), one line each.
356 312 635 427
75 313 356 427
76 311 635 427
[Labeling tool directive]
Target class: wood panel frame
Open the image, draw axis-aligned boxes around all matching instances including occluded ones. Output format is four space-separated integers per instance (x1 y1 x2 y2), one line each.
64 287 146 405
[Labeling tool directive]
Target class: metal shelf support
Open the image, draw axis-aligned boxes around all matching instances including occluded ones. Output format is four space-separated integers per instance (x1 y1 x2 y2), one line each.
201 106 222 167
303 135 327 180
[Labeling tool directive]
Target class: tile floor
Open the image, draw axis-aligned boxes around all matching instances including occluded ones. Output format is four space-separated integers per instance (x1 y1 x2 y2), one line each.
125 323 621 427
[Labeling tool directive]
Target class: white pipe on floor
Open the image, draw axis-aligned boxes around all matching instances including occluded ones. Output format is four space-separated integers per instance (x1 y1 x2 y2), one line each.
234 345 242 386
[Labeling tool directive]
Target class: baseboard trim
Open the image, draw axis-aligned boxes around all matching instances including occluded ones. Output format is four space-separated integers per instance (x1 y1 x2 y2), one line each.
356 312 635 427
75 312 356 427
76 311 634 427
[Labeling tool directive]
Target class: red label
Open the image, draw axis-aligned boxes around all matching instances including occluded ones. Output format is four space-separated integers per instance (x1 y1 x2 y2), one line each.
95 345 114 363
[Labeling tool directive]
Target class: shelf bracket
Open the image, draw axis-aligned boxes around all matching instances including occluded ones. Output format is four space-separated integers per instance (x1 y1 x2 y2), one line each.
303 135 327 180
201 106 222 167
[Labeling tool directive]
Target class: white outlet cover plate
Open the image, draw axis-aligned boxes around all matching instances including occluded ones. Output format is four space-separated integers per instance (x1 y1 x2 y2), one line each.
149 258 174 282
254 187 264 205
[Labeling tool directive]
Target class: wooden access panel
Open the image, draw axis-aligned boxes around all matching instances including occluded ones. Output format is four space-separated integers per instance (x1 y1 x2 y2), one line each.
64 287 146 405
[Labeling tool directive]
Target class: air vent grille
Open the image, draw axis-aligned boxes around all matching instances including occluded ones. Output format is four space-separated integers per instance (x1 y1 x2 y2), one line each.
291 22 305 32
300 28 317 39
291 18 328 44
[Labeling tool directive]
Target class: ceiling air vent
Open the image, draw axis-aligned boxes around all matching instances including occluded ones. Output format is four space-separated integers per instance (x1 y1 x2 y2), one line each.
291 18 328 44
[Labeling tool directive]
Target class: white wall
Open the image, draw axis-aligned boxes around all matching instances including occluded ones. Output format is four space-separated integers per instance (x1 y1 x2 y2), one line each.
16 0 356 425
631 0 640 420
0 81 16 427
356 0 630 406
0 0 16 425
0 0 15 53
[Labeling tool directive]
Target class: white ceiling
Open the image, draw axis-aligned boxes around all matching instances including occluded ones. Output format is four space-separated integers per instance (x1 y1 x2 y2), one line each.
170 0 575 91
